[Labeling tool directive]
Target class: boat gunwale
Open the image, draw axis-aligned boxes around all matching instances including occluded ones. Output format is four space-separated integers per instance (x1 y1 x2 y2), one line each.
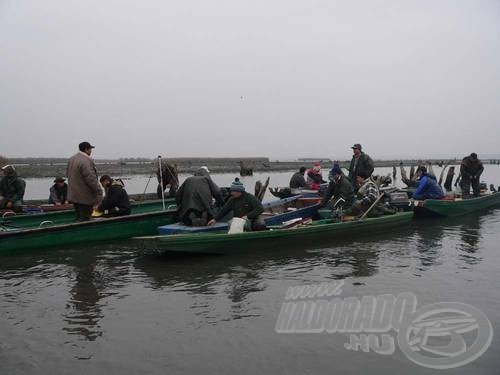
0 208 178 239
138 212 414 245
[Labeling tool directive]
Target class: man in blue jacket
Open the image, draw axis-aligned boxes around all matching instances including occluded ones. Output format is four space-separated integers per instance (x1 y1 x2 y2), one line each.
412 167 444 200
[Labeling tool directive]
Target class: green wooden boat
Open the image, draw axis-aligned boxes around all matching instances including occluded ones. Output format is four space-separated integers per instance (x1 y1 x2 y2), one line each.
135 212 414 254
0 200 177 254
414 192 500 217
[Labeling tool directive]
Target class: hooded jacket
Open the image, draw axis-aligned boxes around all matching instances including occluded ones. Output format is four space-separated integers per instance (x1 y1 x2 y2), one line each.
412 173 444 200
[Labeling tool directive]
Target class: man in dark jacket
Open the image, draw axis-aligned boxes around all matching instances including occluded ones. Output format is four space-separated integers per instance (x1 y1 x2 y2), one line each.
0 165 26 212
66 142 103 221
48 177 69 205
460 153 484 197
98 175 131 217
412 167 444 200
289 167 307 192
348 144 374 187
176 167 223 226
320 164 354 209
208 178 265 231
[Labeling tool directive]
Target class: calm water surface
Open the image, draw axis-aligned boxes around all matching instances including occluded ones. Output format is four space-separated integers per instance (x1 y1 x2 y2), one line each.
2 167 500 374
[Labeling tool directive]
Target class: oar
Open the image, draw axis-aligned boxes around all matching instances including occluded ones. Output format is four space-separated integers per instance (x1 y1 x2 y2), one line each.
358 192 385 220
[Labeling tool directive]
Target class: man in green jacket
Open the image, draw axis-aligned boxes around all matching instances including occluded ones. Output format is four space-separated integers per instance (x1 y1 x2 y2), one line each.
208 178 265 231
320 164 354 209
460 152 484 198
348 143 374 188
0 165 26 212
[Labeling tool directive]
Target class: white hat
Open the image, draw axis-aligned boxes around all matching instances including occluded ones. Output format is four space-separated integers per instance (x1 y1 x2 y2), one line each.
200 166 210 173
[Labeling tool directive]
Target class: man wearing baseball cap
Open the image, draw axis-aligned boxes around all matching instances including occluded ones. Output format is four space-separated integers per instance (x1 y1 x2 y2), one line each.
66 142 103 221
348 143 374 188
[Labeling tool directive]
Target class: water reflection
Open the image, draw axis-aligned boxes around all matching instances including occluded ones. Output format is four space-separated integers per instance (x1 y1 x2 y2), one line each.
62 248 134 341
411 211 488 269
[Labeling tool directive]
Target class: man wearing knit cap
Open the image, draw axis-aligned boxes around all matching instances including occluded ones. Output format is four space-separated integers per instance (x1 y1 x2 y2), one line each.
208 178 265 231
0 165 26 211
320 164 354 209
348 144 374 187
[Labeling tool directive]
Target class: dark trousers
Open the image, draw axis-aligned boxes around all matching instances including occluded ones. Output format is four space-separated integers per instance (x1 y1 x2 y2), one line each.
74 203 93 221
461 177 480 198
181 209 209 226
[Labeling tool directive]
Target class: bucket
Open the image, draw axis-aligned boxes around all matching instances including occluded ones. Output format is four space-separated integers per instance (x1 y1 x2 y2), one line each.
228 217 246 234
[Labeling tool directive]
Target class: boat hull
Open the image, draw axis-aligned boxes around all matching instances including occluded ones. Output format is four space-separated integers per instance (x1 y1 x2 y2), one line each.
136 212 413 254
0 201 177 253
414 193 500 217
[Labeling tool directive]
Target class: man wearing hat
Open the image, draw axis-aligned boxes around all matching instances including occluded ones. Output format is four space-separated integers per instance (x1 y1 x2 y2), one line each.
208 178 265 231
348 144 374 188
175 167 224 226
0 165 26 211
460 152 484 198
48 177 69 205
66 142 103 221
320 164 354 209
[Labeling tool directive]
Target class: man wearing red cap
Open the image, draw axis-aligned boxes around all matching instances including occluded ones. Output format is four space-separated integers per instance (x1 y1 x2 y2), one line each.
306 162 326 190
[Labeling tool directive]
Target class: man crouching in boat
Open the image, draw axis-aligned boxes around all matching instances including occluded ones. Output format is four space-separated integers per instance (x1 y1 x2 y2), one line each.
97 175 131 217
0 165 26 212
319 164 354 210
344 172 383 217
176 167 224 226
411 167 444 200
208 178 265 231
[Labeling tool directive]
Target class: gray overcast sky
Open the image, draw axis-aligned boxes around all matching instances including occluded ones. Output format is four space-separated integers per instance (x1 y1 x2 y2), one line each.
1 0 499 160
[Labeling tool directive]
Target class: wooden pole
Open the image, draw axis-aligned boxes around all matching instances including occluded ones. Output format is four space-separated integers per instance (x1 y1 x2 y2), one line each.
158 155 166 211
359 192 385 220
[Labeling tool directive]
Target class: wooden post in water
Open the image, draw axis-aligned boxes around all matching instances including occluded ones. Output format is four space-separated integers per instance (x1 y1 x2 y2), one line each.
443 166 455 192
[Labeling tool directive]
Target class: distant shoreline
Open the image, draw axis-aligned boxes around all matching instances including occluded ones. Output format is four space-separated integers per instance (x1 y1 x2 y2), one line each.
7 157 500 178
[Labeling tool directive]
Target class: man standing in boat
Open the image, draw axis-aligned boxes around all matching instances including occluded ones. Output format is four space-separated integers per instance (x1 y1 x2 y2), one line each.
176 166 224 226
66 142 103 221
97 175 131 217
460 152 484 198
208 178 265 231
348 144 374 188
